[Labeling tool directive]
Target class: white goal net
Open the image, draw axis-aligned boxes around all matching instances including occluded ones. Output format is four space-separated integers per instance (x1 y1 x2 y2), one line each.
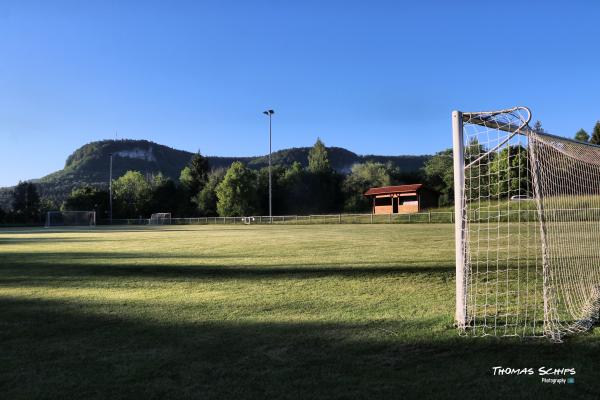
453 107 600 341
46 211 96 227
150 213 172 225
242 217 255 225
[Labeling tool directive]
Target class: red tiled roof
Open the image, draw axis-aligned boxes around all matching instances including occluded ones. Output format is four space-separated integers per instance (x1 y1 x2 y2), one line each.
364 184 423 196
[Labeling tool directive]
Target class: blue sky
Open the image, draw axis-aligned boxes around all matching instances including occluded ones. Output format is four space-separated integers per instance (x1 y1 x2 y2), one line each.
1 0 599 186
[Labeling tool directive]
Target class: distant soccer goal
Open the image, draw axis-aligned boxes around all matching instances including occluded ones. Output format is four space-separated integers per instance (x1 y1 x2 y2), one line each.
453 107 600 341
45 211 96 227
242 217 255 225
150 213 172 225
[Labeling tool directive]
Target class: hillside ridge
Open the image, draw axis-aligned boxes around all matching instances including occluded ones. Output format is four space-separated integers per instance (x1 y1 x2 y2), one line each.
0 139 431 207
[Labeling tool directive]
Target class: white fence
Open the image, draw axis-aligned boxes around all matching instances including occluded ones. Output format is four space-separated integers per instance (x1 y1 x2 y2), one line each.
106 211 455 226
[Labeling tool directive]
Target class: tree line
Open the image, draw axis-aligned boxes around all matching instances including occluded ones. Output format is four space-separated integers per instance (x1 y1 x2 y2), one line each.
3 121 598 225
574 121 600 144
0 139 425 224
420 121 600 207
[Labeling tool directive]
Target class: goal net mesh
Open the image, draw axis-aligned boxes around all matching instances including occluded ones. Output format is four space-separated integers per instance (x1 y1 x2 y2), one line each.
46 211 96 227
458 107 600 341
150 213 172 225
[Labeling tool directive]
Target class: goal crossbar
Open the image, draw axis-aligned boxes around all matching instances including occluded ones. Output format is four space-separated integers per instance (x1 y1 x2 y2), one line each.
462 106 531 134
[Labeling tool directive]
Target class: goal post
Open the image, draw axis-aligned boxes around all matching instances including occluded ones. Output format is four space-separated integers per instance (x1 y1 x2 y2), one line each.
453 106 600 341
150 213 172 225
45 211 96 227
452 111 467 328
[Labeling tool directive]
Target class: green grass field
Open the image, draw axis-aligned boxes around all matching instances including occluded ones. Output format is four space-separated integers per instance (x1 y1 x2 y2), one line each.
1 224 599 399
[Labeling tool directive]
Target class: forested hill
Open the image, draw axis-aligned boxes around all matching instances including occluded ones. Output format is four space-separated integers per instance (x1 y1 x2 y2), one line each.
0 139 430 206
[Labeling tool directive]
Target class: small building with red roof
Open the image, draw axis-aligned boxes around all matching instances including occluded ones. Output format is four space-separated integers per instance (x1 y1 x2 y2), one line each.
363 184 438 214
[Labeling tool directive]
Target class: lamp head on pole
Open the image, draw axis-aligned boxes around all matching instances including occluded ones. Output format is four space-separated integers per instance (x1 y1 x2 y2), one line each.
263 109 274 116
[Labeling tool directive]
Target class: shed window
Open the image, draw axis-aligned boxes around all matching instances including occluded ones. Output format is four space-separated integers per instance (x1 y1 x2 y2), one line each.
399 196 418 205
374 197 392 206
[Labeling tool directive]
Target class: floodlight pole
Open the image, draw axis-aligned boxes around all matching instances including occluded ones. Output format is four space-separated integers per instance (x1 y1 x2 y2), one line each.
263 109 274 223
109 153 113 225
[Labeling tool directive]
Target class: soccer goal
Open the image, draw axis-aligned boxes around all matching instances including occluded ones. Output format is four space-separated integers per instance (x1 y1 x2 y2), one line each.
242 217 255 225
453 107 600 341
45 211 96 227
150 213 172 225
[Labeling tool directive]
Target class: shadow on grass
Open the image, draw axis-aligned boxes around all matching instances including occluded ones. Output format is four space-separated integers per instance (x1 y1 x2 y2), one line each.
0 237 133 244
1 251 241 261
0 227 213 235
0 250 455 284
0 226 295 235
0 262 454 286
1 296 598 400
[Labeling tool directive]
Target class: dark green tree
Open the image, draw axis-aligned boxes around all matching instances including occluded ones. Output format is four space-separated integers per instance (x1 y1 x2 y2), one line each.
463 138 493 199
533 120 544 133
307 138 331 174
489 145 530 197
423 149 454 206
197 168 226 217
63 185 109 219
279 162 312 214
179 166 194 191
575 128 590 142
304 138 341 213
342 162 393 212
216 162 258 217
177 167 198 215
11 181 41 223
39 198 58 222
256 165 286 215
591 121 600 145
112 171 152 218
178 152 211 215
182 152 210 194
148 174 181 216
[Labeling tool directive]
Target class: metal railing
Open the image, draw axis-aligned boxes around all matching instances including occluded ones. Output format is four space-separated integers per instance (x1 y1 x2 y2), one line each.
13 207 597 228
103 211 456 226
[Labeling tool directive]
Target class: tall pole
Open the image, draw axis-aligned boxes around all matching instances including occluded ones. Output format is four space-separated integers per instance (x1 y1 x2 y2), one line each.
109 153 113 224
263 110 274 223
269 113 272 223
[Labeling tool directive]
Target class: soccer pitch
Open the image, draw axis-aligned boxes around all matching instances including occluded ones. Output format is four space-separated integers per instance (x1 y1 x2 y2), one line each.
1 224 598 399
